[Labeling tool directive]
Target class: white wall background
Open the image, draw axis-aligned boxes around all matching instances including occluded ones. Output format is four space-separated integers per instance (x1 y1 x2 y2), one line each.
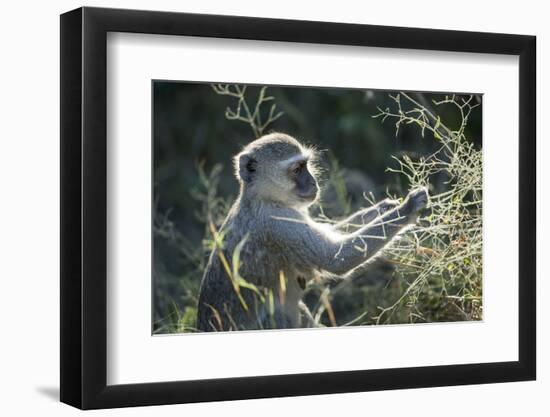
0 0 545 415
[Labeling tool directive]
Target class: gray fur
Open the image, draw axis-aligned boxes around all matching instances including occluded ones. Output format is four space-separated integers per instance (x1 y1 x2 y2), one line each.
197 133 428 331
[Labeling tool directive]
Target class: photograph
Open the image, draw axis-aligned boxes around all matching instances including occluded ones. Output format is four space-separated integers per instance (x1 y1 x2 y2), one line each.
152 82 483 333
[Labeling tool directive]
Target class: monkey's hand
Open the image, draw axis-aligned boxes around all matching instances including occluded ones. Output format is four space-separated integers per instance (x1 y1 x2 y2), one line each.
402 187 429 223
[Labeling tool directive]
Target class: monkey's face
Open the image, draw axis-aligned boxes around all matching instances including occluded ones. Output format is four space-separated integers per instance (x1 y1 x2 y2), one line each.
235 133 320 208
243 152 319 208
286 156 319 206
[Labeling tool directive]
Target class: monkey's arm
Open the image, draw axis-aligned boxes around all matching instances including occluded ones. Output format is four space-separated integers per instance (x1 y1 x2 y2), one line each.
334 198 400 231
273 188 427 275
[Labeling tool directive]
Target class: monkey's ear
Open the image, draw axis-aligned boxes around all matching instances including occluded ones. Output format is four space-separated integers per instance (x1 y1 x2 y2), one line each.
235 152 257 183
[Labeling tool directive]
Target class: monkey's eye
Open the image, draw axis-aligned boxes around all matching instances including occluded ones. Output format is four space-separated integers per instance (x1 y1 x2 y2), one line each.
292 162 305 175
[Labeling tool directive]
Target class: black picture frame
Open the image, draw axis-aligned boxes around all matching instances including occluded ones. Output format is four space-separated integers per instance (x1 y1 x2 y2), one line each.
60 6 536 410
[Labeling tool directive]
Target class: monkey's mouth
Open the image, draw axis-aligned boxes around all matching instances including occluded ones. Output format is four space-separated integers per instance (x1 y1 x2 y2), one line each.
297 189 319 201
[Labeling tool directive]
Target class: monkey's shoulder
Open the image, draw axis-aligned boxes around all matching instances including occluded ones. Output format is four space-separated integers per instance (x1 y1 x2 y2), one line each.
224 205 305 236
223 206 304 257
263 207 308 233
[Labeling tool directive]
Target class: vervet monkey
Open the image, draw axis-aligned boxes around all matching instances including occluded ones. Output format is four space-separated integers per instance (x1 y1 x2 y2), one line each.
197 133 428 331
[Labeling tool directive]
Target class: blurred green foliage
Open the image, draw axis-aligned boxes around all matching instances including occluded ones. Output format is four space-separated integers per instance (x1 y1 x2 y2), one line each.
153 82 482 333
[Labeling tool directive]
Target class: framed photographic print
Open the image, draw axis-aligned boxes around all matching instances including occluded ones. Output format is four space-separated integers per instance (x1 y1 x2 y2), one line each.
60 6 536 409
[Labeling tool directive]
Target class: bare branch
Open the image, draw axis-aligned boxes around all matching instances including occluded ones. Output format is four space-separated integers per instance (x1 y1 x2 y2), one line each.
211 84 285 137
